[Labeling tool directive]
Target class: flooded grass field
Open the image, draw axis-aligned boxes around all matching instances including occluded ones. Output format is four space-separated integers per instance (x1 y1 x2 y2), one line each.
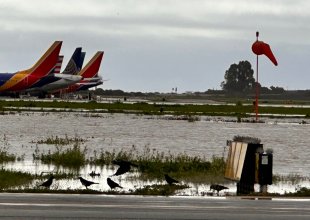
0 111 309 195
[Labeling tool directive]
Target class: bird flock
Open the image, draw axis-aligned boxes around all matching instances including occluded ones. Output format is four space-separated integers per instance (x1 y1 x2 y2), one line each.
38 159 228 195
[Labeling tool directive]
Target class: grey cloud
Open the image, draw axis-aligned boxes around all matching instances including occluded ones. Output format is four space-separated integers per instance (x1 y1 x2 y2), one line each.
0 0 310 92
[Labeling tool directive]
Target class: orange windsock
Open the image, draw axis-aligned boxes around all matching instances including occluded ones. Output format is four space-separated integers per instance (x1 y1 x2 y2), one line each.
252 41 278 66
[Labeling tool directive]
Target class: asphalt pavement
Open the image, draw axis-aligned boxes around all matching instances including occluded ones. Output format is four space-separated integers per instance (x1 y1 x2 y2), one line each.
0 193 309 219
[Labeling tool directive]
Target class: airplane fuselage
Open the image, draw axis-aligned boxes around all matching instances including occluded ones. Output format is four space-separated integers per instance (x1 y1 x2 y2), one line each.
38 74 82 92
0 71 42 92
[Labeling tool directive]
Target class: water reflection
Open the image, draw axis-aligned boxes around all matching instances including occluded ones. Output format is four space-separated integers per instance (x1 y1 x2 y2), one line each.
3 160 309 195
3 160 160 192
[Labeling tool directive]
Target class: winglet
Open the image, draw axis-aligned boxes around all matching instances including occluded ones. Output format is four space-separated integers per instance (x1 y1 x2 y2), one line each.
79 51 104 78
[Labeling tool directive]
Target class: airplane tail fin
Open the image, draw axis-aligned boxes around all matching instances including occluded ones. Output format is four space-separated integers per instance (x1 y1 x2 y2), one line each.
79 51 104 78
28 41 62 77
62 47 86 75
80 52 86 70
51 55 64 74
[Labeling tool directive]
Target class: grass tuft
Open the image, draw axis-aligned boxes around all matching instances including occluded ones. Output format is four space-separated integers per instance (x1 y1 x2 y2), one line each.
0 147 16 163
0 135 16 163
38 143 86 168
35 134 86 145
0 169 34 190
91 146 226 183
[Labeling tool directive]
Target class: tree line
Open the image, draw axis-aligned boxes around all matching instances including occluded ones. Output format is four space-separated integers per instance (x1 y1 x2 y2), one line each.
90 60 309 99
221 60 285 95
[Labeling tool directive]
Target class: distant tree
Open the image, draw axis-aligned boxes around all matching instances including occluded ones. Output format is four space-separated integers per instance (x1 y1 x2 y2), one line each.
260 86 270 94
93 88 104 95
221 61 255 93
204 89 225 95
270 86 285 94
258 86 285 94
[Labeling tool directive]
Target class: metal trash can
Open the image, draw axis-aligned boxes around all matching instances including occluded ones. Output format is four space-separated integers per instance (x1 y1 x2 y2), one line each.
225 136 272 195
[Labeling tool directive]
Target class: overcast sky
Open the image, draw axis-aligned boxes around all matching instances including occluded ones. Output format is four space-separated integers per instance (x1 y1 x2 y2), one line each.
0 0 309 93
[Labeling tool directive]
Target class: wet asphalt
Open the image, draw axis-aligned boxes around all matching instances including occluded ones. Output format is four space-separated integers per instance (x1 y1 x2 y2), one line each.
0 193 309 219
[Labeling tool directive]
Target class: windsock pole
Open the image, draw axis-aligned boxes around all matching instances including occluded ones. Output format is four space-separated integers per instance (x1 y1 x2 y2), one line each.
255 31 259 122
252 31 278 122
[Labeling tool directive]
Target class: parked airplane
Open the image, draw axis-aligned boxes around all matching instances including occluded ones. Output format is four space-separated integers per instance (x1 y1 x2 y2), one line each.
60 51 104 94
1 55 64 96
0 41 62 94
26 47 85 97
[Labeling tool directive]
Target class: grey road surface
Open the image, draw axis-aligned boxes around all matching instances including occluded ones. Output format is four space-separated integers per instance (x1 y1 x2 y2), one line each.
0 193 309 219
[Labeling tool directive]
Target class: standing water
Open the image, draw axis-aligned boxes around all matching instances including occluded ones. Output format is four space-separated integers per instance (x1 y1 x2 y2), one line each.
0 112 309 194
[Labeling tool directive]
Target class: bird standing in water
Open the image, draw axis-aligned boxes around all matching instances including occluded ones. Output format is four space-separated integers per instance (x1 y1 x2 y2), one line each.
210 184 228 196
78 177 99 189
107 178 123 189
39 175 55 188
164 174 179 185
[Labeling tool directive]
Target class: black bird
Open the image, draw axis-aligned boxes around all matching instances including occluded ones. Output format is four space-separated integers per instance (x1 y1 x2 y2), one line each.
112 160 138 176
164 174 179 185
39 175 55 188
78 177 99 189
210 184 228 195
107 178 123 189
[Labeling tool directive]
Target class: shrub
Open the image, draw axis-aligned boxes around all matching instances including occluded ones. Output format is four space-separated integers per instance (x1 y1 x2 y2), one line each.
0 169 34 190
39 143 86 168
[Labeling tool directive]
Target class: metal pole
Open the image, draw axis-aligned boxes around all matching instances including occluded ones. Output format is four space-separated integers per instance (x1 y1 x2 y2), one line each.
255 31 259 122
256 54 259 121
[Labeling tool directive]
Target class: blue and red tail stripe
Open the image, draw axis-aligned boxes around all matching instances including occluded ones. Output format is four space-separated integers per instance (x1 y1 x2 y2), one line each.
53 55 64 74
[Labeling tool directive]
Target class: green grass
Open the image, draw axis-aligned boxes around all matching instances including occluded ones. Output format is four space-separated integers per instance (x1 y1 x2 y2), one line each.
33 135 87 168
247 186 310 197
0 135 16 163
285 187 310 197
0 135 24 162
1 99 310 117
34 134 86 145
91 146 227 183
0 148 16 163
38 144 87 168
33 134 226 184
0 169 34 190
6 184 189 196
36 144 227 183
